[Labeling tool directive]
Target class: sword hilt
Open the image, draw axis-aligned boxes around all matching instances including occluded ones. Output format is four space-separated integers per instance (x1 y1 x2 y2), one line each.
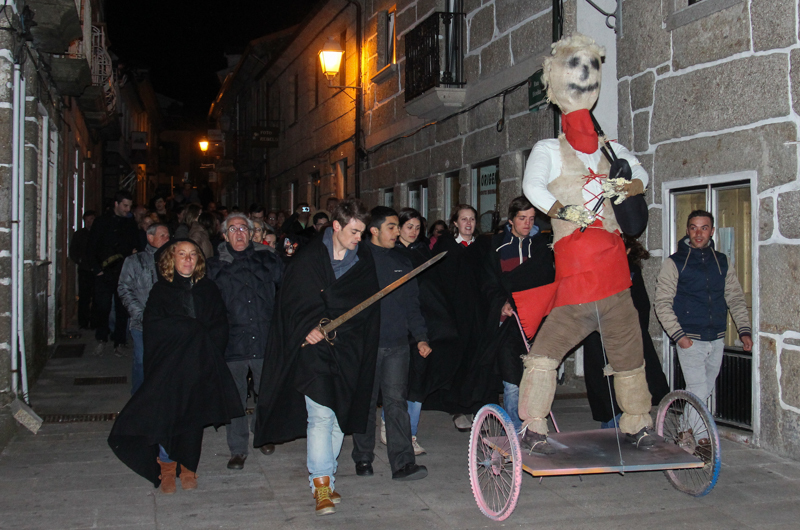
300 318 337 348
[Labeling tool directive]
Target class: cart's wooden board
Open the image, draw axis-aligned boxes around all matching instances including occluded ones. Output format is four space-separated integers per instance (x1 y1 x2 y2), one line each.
485 429 705 477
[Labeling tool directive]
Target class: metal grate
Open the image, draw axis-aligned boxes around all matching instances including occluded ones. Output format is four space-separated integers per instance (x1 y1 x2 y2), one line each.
52 344 86 359
714 349 752 429
73 376 127 386
41 413 118 423
404 11 466 102
671 346 752 430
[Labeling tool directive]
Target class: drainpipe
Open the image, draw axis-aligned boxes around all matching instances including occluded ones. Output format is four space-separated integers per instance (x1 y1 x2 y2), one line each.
10 64 19 399
345 0 362 198
18 73 28 402
552 0 562 139
38 114 49 260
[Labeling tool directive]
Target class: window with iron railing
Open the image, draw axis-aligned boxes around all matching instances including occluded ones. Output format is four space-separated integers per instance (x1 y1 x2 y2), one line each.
404 9 465 102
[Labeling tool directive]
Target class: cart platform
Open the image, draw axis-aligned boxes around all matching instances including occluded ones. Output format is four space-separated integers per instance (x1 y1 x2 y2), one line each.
485 428 705 477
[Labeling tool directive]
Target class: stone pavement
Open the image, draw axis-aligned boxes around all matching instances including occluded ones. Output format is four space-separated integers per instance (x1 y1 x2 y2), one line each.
2 335 800 529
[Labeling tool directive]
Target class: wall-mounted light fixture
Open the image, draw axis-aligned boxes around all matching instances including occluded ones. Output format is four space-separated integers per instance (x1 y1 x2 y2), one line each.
199 139 209 152
318 37 361 91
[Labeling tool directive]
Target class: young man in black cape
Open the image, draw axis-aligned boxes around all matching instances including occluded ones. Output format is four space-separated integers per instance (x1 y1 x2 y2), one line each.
351 207 430 482
481 196 555 432
253 199 380 516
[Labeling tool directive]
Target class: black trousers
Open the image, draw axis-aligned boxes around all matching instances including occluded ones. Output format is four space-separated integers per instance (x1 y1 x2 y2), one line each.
93 270 129 346
77 269 95 329
352 344 415 474
582 330 670 423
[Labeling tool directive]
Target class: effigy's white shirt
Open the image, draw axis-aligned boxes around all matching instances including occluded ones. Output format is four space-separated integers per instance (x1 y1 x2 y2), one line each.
522 139 648 217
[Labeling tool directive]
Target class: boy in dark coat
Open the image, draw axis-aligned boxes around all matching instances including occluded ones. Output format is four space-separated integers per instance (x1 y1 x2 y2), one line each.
481 196 555 431
351 207 430 482
254 200 379 516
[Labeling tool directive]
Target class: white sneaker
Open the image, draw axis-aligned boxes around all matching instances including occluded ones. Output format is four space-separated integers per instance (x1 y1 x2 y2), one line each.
380 417 387 445
453 413 473 432
93 341 107 357
411 436 426 456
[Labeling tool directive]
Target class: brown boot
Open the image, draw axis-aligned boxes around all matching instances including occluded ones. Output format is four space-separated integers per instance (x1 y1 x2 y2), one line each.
157 458 177 494
312 476 336 516
180 465 197 490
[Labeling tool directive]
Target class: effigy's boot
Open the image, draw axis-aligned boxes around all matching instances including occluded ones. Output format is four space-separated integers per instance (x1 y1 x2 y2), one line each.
612 363 659 448
517 355 560 454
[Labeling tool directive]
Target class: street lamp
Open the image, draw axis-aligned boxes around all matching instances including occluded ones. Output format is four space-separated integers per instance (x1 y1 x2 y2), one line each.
199 139 209 152
319 38 343 82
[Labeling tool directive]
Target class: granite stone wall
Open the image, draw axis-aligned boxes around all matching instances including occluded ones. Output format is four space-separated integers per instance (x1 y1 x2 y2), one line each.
362 0 562 222
618 0 800 458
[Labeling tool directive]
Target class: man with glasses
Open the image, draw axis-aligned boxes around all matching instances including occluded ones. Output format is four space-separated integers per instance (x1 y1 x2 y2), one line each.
312 212 330 233
207 213 284 469
266 211 279 230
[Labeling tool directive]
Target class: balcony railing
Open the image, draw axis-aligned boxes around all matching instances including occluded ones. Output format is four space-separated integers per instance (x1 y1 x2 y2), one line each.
91 26 118 115
404 11 465 102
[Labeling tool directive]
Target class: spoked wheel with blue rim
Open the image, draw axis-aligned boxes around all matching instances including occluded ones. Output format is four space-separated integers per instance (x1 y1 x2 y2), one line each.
468 404 522 521
655 390 721 496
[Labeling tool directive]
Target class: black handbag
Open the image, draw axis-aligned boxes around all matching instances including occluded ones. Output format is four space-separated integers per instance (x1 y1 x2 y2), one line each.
590 113 649 237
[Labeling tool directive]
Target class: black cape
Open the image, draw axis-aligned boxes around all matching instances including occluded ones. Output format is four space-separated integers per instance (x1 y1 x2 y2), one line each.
423 233 498 414
395 240 460 403
253 238 380 446
582 262 671 422
481 230 556 386
107 274 243 487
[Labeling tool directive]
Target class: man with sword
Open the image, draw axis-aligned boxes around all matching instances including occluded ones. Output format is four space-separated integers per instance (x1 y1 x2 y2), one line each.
254 199 379 516
254 200 443 516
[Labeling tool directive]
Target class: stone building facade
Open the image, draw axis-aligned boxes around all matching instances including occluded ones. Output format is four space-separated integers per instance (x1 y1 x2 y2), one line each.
212 0 800 459
0 0 127 447
617 0 800 458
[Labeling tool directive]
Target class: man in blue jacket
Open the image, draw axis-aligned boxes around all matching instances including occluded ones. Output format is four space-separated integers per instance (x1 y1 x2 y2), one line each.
655 210 752 442
352 206 431 481
207 213 284 470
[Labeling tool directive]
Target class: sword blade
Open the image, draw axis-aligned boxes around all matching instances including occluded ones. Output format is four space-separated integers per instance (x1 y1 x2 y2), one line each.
301 251 448 347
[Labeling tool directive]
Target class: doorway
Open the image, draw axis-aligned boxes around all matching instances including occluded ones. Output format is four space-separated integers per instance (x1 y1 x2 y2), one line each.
667 178 754 429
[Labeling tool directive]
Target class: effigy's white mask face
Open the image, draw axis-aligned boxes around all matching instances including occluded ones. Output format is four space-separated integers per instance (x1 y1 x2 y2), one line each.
548 48 602 114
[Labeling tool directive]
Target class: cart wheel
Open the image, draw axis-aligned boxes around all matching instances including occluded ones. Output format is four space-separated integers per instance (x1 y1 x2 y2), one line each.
468 404 522 521
655 390 721 496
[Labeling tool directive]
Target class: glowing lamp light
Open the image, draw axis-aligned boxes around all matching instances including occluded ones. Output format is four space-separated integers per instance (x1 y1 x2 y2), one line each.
319 38 343 81
199 140 209 152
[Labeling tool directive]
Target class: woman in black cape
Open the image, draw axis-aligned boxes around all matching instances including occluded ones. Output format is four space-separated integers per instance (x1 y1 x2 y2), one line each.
425 205 498 430
107 239 243 493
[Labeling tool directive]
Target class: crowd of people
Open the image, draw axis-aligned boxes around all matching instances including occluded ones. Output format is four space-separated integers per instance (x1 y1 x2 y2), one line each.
69 182 752 517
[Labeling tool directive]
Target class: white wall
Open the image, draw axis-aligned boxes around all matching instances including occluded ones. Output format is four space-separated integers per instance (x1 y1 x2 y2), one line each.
576 0 618 141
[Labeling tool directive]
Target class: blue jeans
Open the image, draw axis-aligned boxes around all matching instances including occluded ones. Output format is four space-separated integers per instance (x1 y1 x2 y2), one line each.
158 445 172 463
130 328 144 395
305 396 343 491
503 381 522 432
408 401 422 437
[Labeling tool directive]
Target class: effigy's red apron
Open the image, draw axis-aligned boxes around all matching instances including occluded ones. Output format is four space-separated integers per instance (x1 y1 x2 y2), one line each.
512 221 631 338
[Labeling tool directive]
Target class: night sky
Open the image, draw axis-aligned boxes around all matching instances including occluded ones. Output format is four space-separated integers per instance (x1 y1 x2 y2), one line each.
105 0 316 121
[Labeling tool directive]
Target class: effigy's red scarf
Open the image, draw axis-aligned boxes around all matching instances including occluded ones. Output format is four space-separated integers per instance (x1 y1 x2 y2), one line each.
561 109 598 154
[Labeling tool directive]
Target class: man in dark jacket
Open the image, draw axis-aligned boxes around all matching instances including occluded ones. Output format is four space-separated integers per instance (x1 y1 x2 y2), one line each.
352 207 430 482
655 210 751 440
117 223 170 394
207 213 284 470
87 191 139 355
481 196 555 431
253 200 379 516
69 210 96 329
